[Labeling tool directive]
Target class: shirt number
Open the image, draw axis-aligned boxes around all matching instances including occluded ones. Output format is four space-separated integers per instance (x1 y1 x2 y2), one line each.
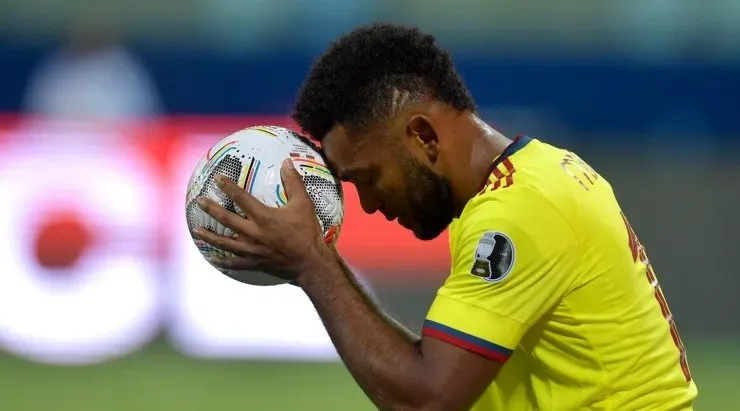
622 213 692 382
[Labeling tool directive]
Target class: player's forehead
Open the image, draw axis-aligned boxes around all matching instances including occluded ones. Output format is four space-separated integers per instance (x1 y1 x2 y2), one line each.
322 124 376 179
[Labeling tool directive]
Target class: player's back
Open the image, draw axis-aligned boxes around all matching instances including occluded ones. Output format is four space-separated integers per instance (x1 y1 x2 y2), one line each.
511 138 696 409
428 136 697 410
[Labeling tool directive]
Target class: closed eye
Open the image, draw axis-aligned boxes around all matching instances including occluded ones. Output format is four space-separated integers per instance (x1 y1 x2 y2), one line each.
338 167 365 184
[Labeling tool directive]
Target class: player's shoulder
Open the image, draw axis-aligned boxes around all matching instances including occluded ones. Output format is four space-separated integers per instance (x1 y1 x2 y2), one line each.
460 136 576 228
449 138 585 287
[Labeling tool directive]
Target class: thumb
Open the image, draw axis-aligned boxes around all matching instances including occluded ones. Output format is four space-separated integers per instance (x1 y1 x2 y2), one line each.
281 158 308 202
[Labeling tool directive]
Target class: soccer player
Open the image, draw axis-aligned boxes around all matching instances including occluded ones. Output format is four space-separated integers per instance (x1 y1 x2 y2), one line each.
193 23 698 410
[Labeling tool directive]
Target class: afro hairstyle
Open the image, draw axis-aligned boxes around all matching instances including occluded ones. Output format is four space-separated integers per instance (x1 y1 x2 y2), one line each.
292 23 476 141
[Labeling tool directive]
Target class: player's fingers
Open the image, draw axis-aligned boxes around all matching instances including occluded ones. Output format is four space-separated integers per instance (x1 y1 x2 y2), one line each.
206 255 259 271
208 255 293 282
213 174 270 219
195 196 259 238
280 159 310 203
192 227 252 256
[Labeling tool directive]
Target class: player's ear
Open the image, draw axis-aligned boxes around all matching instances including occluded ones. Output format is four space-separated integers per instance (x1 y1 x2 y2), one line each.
407 115 439 163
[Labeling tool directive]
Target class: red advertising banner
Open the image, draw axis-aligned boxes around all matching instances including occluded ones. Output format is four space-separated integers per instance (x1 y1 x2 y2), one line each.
0 116 451 281
0 116 454 364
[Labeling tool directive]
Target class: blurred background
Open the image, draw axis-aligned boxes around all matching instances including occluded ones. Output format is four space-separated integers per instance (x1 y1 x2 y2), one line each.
0 1 738 410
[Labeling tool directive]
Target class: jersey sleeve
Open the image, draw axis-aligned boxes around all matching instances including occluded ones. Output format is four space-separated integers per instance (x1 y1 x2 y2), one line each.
423 187 580 362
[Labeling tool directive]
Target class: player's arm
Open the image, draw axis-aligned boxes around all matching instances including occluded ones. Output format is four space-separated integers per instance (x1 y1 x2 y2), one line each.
290 248 417 343
298 258 491 411
297 189 579 411
332 248 421 345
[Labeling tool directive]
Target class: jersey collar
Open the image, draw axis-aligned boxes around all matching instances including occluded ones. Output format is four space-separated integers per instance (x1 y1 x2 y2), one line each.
477 134 533 192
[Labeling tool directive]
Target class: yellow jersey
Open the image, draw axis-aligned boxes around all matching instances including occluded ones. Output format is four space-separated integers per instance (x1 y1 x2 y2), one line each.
423 136 698 410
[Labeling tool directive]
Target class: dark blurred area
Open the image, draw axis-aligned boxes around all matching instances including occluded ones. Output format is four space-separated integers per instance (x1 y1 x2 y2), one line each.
0 2 737 410
0 1 739 139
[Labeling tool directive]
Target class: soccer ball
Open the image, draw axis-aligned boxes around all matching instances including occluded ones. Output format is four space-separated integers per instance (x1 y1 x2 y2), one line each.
185 126 344 286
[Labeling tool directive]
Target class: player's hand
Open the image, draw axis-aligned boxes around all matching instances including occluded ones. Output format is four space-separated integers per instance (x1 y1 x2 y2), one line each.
191 158 331 282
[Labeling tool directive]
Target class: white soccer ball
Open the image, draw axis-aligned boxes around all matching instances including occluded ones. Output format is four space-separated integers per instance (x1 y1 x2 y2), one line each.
185 126 344 286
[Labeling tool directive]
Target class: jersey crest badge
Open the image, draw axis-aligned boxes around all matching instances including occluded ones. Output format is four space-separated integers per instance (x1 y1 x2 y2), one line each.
470 231 515 283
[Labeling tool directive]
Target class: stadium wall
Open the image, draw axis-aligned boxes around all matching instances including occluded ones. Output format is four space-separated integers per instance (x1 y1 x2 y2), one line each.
0 45 738 140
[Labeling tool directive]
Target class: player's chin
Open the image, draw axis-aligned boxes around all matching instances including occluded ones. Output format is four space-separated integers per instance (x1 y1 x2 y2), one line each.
414 228 443 241
402 216 444 241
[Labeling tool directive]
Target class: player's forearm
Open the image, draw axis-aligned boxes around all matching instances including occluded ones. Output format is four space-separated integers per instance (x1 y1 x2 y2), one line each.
297 257 431 411
333 251 421 345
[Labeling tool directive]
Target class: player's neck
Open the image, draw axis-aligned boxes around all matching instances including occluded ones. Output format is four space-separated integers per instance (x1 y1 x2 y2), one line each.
450 115 511 216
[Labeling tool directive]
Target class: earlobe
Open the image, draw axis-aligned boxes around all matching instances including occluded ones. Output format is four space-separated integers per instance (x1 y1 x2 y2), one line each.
407 115 439 163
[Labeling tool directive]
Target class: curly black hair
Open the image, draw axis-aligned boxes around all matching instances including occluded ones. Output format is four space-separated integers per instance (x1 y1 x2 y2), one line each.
292 23 477 141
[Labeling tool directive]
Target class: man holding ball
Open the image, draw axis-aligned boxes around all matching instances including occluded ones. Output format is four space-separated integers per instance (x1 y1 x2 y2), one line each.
193 23 697 411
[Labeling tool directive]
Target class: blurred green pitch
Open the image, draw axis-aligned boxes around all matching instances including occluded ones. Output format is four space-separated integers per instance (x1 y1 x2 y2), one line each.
0 340 736 411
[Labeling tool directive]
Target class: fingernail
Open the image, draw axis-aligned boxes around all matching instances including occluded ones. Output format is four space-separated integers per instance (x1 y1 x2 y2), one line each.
283 158 294 170
196 197 207 209
192 227 202 237
214 174 225 187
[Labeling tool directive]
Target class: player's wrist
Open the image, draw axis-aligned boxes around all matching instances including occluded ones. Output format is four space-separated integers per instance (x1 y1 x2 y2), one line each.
293 245 342 290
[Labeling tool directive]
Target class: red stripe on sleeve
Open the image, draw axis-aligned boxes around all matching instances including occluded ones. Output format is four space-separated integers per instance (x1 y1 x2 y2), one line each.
422 327 510 363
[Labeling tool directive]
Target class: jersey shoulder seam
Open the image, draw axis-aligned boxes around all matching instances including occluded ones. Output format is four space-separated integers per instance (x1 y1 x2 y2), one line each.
464 183 586 295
